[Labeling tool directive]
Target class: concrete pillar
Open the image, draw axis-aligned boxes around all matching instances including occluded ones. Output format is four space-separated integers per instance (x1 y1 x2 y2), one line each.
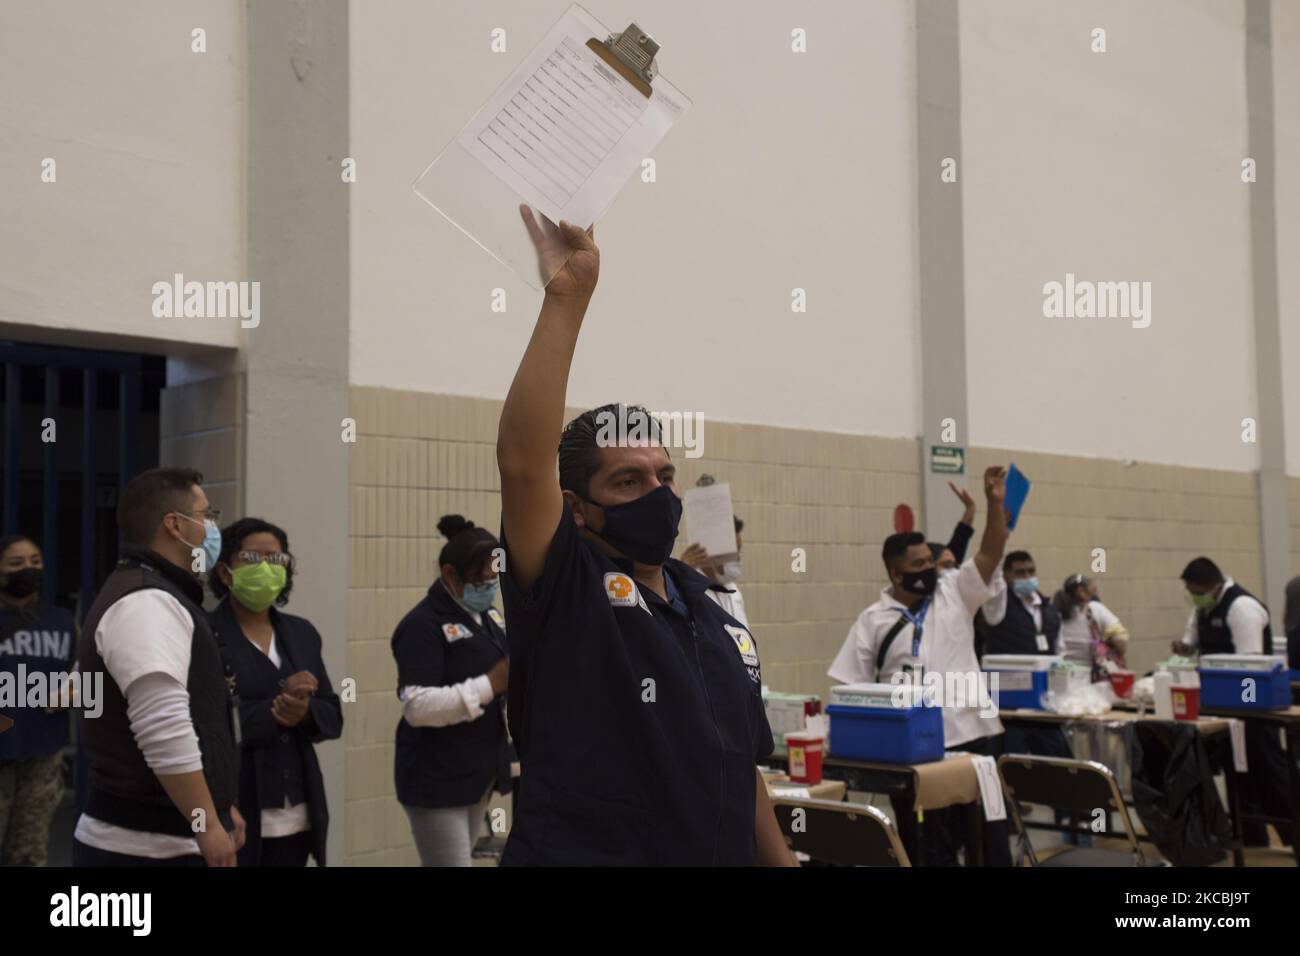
246 0 350 866
915 0 971 537
1245 0 1290 614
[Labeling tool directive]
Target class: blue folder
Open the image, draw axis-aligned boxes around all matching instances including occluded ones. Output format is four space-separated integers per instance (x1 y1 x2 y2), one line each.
1005 463 1031 530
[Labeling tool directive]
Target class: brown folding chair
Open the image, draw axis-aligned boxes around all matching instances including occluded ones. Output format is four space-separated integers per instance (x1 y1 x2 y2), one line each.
770 796 911 867
997 754 1159 866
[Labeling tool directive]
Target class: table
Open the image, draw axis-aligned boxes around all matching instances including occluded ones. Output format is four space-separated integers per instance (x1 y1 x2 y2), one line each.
998 708 1246 864
762 773 848 803
1188 704 1300 866
820 753 985 866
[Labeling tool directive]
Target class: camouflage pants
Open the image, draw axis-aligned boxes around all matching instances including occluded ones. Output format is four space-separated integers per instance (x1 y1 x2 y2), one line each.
0 753 65 866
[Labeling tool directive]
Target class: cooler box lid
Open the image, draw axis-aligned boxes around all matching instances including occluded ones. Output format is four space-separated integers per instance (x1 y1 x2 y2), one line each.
829 682 927 709
1198 654 1283 672
982 654 1062 672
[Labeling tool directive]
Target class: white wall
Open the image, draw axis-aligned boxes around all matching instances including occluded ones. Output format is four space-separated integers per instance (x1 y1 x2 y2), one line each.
0 0 245 351
1274 0 1300 476
961 0 1260 472
350 0 920 439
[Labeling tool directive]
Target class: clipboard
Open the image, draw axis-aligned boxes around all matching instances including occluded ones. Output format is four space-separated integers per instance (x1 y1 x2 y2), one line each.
413 5 691 290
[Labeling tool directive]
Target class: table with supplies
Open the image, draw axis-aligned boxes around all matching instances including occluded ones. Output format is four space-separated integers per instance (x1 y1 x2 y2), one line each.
998 707 1251 864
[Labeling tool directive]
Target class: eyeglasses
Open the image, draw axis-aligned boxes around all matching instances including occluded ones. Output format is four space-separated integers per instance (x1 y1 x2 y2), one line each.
235 550 292 568
181 508 222 523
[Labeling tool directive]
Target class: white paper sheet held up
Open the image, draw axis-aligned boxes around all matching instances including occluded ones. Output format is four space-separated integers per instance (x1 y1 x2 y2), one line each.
684 483 738 560
457 5 688 228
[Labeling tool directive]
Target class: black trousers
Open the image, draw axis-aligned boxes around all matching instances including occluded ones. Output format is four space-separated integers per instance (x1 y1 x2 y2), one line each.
890 735 1013 867
1239 719 1295 847
258 830 313 867
72 837 205 867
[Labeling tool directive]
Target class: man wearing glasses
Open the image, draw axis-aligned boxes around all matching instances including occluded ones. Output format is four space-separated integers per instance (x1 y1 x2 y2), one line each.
73 467 245 866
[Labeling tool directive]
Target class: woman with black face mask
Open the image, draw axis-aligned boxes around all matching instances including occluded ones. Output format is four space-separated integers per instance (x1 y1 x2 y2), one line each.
0 534 77 865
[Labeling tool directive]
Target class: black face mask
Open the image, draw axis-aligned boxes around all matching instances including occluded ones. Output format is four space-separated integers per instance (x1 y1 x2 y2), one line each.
1 567 42 599
581 485 682 566
900 567 937 597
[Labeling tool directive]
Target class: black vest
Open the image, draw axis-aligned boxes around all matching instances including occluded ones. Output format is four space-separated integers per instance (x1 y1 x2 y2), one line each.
981 592 1061 657
77 547 238 836
1197 583 1273 656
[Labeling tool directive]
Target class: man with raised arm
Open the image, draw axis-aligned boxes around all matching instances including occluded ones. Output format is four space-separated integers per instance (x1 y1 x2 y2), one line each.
495 213 792 866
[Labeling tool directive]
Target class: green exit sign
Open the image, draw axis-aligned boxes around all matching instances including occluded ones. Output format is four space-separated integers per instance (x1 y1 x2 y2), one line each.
931 445 965 474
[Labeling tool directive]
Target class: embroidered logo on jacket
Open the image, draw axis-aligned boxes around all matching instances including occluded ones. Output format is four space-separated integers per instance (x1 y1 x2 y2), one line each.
442 623 472 641
604 573 638 607
725 624 760 667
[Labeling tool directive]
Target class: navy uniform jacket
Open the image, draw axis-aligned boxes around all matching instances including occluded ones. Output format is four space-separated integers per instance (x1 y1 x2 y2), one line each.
500 507 774 866
0 601 76 761
391 579 512 809
209 600 342 866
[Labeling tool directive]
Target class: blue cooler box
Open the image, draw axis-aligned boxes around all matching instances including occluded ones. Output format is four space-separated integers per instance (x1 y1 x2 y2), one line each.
981 654 1062 710
1198 654 1291 711
827 683 944 764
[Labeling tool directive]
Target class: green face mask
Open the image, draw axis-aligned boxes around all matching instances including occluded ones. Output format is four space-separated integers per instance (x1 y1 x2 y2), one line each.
230 561 287 613
1190 590 1217 610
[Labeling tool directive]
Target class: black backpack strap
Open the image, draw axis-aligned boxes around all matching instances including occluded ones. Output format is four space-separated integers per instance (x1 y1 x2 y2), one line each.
875 614 913 676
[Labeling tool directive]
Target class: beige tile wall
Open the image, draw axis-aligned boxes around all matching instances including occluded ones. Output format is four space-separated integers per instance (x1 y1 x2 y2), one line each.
158 373 243 520
345 386 1277 863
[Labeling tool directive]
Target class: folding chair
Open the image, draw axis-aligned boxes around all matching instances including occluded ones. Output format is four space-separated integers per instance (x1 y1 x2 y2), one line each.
997 754 1158 866
770 796 911 866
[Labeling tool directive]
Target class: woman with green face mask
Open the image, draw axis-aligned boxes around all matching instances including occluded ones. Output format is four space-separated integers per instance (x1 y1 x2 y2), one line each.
208 518 343 866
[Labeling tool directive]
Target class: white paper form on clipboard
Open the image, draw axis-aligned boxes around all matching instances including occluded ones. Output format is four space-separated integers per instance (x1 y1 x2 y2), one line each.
414 4 691 289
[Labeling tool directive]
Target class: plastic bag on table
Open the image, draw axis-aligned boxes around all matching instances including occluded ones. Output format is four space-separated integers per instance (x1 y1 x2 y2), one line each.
1127 719 1231 866
1043 680 1116 717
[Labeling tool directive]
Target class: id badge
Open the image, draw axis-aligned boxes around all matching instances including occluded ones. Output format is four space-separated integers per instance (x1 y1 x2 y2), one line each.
900 655 924 685
1035 633 1049 652
229 698 243 747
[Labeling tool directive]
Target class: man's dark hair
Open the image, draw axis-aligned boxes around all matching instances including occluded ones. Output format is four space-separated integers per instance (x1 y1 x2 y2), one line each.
1005 550 1034 570
882 531 927 573
118 467 204 547
1181 557 1224 588
209 517 294 607
558 403 667 498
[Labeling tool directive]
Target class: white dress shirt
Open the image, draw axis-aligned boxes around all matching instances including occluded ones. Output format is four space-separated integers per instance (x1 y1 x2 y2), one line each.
705 584 749 630
1181 577 1269 655
829 557 1005 748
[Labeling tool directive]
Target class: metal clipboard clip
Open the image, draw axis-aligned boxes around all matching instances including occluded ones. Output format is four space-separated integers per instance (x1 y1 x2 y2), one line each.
586 22 659 98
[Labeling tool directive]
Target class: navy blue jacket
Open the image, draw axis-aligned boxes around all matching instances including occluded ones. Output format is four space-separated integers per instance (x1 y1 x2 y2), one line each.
500 508 774 866
209 600 342 866
391 579 511 809
0 601 75 760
